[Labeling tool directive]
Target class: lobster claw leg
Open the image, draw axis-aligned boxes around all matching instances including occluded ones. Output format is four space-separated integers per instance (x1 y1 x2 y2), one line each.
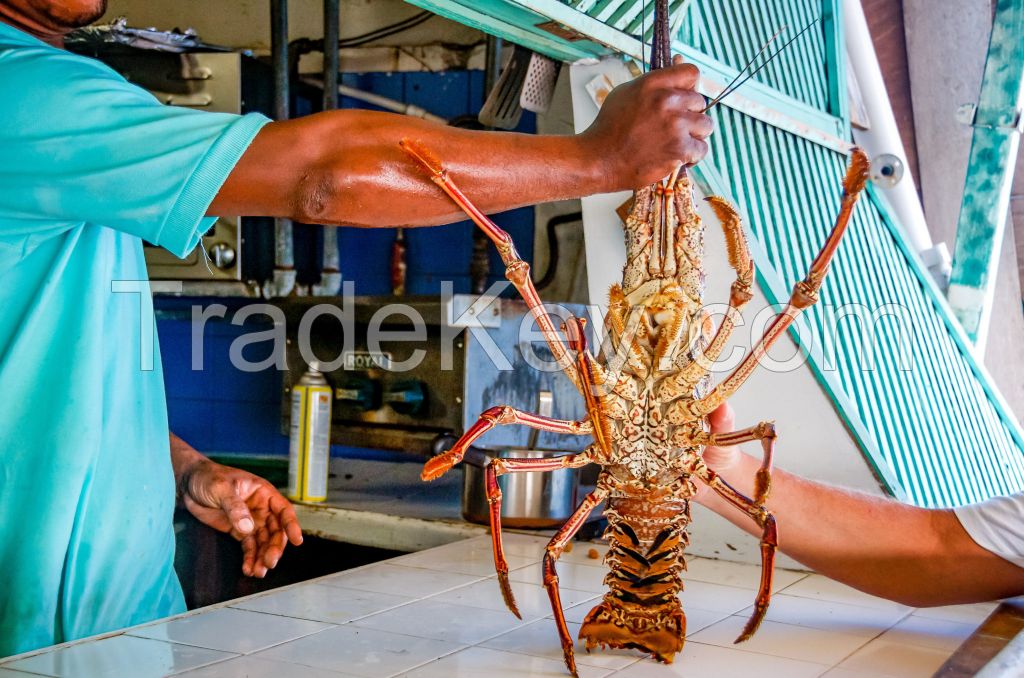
541 488 607 677
485 450 596 620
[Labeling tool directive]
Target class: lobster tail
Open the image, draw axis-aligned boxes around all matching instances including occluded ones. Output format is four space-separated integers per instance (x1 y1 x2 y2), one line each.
579 497 691 663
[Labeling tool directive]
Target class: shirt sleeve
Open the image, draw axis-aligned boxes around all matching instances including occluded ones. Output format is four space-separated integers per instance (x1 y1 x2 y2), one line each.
0 46 269 257
954 494 1024 569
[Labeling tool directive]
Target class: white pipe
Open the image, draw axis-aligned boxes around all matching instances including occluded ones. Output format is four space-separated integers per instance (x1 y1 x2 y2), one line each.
312 227 342 296
302 77 448 124
845 0 934 254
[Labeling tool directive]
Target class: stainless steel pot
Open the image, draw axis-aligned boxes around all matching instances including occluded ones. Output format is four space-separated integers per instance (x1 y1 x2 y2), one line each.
461 447 580 528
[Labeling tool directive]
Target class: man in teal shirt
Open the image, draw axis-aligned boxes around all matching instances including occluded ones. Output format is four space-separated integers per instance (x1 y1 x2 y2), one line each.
0 0 713 657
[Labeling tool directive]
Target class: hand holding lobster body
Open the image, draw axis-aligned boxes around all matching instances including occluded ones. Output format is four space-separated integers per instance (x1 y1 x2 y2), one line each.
406 138 869 675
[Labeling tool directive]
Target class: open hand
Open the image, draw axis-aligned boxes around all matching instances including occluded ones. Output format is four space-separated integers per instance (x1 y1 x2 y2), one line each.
179 458 303 577
582 55 713 190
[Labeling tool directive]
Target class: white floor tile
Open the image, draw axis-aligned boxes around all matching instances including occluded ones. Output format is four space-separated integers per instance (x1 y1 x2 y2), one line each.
560 541 610 566
509 561 608 592
481 619 639 670
678 580 762 615
688 615 869 665
613 640 827 678
176 654 353 677
429 577 596 620
911 601 998 624
256 625 461 677
5 635 235 678
877 614 976 653
820 668 889 678
232 583 413 624
683 557 807 592
781 574 914 612
128 608 330 654
839 638 952 678
741 592 911 638
0 669 49 677
562 599 601 624
682 608 733 636
322 563 483 598
350 599 527 644
391 543 537 577
399 646 611 678
451 533 551 559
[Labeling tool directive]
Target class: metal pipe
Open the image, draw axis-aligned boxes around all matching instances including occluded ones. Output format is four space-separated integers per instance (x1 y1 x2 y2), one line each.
265 0 297 298
271 0 290 122
301 77 447 123
484 34 504 94
314 0 342 297
322 0 340 112
845 0 932 255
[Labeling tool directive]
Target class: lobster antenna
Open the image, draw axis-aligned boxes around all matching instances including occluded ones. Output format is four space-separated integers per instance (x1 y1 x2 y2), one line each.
703 26 785 109
703 14 821 112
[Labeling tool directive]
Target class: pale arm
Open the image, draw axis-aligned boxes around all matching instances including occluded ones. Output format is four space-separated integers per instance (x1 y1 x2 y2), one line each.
696 405 1024 607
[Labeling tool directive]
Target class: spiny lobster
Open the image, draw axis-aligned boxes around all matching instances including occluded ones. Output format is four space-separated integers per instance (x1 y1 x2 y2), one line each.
404 12 868 673
406 132 868 672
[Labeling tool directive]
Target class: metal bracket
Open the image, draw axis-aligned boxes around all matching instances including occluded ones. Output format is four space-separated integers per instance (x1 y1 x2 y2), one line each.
445 293 503 329
955 102 1024 132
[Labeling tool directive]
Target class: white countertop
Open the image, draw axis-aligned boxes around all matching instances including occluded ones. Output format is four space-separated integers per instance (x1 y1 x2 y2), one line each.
0 534 996 678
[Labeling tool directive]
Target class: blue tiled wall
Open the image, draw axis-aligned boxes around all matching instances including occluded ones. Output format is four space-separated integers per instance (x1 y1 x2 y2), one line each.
158 69 537 457
160 308 289 456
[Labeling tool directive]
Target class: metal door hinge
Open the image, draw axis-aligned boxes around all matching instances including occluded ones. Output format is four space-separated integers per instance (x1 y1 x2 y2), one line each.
956 103 1024 132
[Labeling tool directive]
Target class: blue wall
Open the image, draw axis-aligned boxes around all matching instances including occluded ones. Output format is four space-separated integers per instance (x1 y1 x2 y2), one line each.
158 69 537 457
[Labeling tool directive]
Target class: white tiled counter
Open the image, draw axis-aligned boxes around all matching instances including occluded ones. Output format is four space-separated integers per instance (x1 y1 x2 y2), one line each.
0 535 995 678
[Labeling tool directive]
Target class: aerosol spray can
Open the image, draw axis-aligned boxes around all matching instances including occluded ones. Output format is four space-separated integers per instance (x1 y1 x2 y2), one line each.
288 363 332 502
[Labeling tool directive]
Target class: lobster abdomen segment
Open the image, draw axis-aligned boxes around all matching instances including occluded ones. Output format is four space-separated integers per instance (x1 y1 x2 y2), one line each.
579 496 692 662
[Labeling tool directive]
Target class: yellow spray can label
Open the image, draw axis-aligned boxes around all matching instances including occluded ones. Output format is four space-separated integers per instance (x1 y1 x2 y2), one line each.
288 373 332 502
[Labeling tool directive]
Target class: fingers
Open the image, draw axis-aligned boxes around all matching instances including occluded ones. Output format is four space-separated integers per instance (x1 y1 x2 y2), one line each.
220 489 255 536
253 511 284 576
647 59 700 89
268 490 304 546
708 402 736 433
686 111 715 139
240 533 257 577
681 139 709 167
239 485 304 578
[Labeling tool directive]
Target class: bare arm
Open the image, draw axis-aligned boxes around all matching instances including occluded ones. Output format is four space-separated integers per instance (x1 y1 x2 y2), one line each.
696 405 1024 607
210 61 712 226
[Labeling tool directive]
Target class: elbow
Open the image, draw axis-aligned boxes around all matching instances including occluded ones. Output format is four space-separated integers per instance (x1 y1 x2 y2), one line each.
293 164 341 225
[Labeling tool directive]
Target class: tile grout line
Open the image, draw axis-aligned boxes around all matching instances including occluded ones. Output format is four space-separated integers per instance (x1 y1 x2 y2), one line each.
685 614 873 667
467 614 647 675
822 604 921 673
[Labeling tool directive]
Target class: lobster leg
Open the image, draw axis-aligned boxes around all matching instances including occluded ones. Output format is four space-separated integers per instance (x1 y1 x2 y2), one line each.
421 406 592 481
677 197 755 377
696 420 777 504
543 487 608 678
484 448 597 619
606 285 650 378
688 148 869 418
694 463 778 642
400 139 582 390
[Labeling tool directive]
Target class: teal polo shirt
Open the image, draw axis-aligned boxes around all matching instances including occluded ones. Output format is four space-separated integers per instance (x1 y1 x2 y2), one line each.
0 21 269 656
